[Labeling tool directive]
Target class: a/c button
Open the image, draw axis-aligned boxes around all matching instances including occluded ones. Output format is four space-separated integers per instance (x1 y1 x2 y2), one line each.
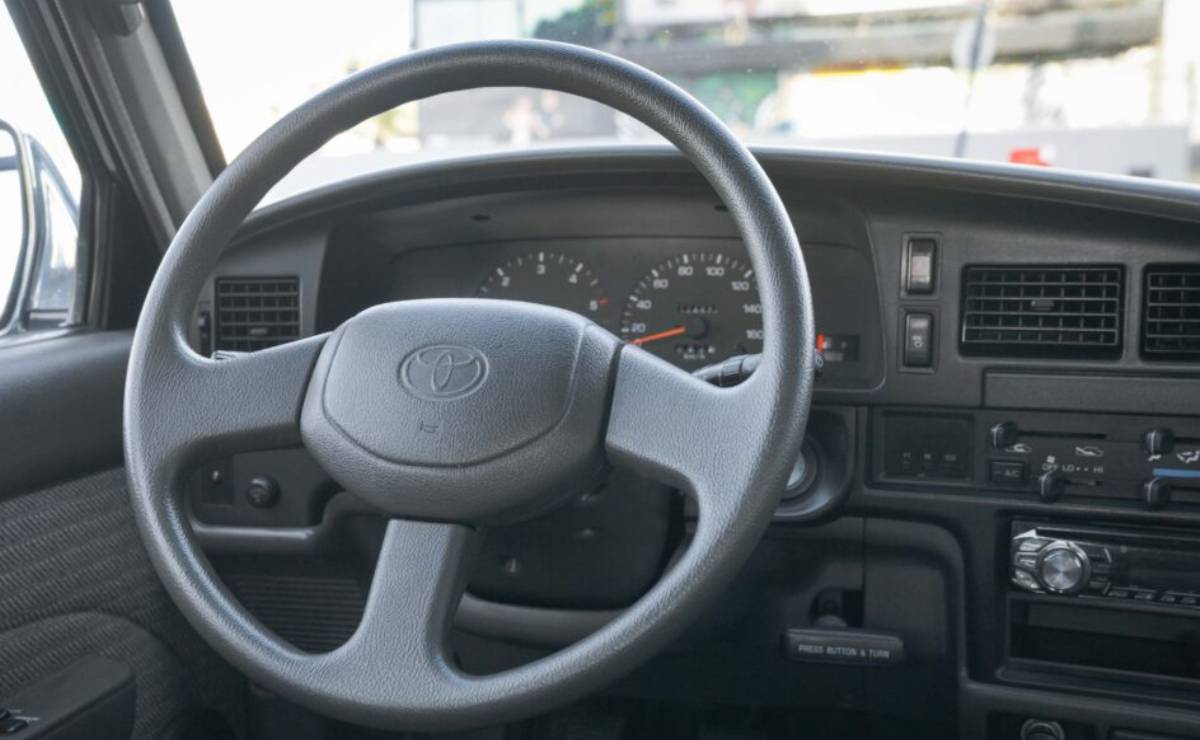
989 460 1027 486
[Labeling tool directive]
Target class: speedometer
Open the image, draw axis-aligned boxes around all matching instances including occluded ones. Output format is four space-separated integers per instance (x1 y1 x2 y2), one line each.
619 251 762 368
476 251 609 324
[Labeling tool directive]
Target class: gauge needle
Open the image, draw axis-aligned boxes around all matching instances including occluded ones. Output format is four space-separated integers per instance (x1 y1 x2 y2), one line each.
632 325 687 346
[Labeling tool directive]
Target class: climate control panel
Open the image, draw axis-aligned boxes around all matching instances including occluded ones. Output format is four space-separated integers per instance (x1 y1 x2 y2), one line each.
981 413 1200 509
874 409 1200 511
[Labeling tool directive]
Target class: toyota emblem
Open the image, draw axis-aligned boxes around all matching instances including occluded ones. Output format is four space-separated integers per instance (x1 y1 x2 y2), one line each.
398 344 489 400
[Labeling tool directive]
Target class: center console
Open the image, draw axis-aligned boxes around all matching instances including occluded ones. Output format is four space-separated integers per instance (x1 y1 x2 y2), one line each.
873 408 1200 738
1004 519 1200 689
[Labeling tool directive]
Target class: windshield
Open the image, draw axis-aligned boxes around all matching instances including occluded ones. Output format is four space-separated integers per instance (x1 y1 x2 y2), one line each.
174 0 1200 203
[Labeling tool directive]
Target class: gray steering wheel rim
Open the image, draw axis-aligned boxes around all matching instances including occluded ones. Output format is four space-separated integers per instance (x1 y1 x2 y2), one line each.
124 40 814 731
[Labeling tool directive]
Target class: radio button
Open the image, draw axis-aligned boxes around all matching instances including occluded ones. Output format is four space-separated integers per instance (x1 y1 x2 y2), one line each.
1012 570 1040 592
1086 578 1109 594
1159 592 1180 605
1014 553 1039 570
1108 588 1131 600
1180 593 1199 607
1017 537 1050 553
1132 589 1157 602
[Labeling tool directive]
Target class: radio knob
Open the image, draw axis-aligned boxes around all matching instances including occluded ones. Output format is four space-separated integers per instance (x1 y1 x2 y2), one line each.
989 421 1020 450
1035 543 1090 595
1038 471 1067 502
1143 477 1172 510
1144 428 1175 457
1021 720 1065 740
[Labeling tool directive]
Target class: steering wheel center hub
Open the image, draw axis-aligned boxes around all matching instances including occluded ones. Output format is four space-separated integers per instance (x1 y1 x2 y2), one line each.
300 298 619 522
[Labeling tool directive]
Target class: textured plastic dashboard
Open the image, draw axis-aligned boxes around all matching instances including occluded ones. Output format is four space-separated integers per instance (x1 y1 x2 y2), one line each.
201 146 1200 411
185 147 1200 736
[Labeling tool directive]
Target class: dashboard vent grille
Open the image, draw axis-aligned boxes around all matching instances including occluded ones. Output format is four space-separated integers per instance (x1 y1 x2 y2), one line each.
1143 265 1200 361
960 265 1123 358
214 277 300 353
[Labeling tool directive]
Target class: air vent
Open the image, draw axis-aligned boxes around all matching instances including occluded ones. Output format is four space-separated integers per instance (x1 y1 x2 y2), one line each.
960 265 1123 358
1143 265 1200 361
214 277 300 353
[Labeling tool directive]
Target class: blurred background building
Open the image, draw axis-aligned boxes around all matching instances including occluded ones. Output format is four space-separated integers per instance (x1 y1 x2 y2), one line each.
412 0 1197 180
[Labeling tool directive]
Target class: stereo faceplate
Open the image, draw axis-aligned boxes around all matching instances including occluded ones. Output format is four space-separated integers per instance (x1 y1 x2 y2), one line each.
1011 522 1200 609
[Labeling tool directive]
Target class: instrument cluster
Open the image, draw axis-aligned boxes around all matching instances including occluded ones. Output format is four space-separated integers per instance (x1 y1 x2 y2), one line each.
476 248 762 369
375 236 874 385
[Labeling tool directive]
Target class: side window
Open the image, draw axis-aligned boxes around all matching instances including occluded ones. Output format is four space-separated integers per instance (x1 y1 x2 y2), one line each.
28 140 80 323
0 128 23 317
1 8 83 333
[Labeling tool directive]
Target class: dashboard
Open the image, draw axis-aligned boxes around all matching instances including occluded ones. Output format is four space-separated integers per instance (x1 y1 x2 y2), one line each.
299 188 885 390
189 147 1200 740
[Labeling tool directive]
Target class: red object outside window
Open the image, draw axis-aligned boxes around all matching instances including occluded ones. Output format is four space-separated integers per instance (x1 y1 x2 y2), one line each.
1009 147 1052 166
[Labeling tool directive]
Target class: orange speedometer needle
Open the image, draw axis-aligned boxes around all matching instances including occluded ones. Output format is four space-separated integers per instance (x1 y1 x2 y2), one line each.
632 325 687 346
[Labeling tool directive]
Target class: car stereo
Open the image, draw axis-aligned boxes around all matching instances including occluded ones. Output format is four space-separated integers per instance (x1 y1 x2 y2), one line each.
1010 522 1200 607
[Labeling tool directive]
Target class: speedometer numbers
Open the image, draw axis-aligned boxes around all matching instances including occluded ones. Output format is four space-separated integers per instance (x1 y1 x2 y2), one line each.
477 250 763 369
476 251 609 323
620 252 763 367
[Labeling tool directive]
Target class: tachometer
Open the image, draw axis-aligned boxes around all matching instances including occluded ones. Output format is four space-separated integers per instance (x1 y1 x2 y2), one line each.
476 251 609 323
620 252 762 367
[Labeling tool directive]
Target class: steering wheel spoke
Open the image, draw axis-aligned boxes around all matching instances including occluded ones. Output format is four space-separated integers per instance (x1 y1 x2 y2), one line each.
127 334 327 481
605 344 768 513
317 520 476 695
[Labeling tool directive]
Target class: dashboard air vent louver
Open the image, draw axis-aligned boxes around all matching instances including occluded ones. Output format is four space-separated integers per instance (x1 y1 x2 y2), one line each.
214 276 300 353
959 265 1123 359
1143 265 1200 361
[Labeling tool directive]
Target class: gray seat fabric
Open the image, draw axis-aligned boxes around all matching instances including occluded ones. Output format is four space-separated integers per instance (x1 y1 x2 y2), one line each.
0 469 244 739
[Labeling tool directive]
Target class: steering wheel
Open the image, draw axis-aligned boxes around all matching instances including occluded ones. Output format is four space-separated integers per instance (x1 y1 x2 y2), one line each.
124 40 814 732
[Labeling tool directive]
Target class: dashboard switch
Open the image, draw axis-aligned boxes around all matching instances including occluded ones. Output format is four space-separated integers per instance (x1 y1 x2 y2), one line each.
989 421 1020 450
989 460 1027 486
905 237 937 294
1144 427 1175 457
1038 471 1067 502
245 477 281 509
903 313 933 367
1143 477 1172 510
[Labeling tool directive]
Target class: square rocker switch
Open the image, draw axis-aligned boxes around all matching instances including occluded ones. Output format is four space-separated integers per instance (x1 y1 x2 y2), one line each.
903 313 933 367
905 237 937 294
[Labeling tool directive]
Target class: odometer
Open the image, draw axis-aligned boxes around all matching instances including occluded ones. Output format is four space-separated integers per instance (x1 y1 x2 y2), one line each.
477 251 609 324
620 252 762 368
